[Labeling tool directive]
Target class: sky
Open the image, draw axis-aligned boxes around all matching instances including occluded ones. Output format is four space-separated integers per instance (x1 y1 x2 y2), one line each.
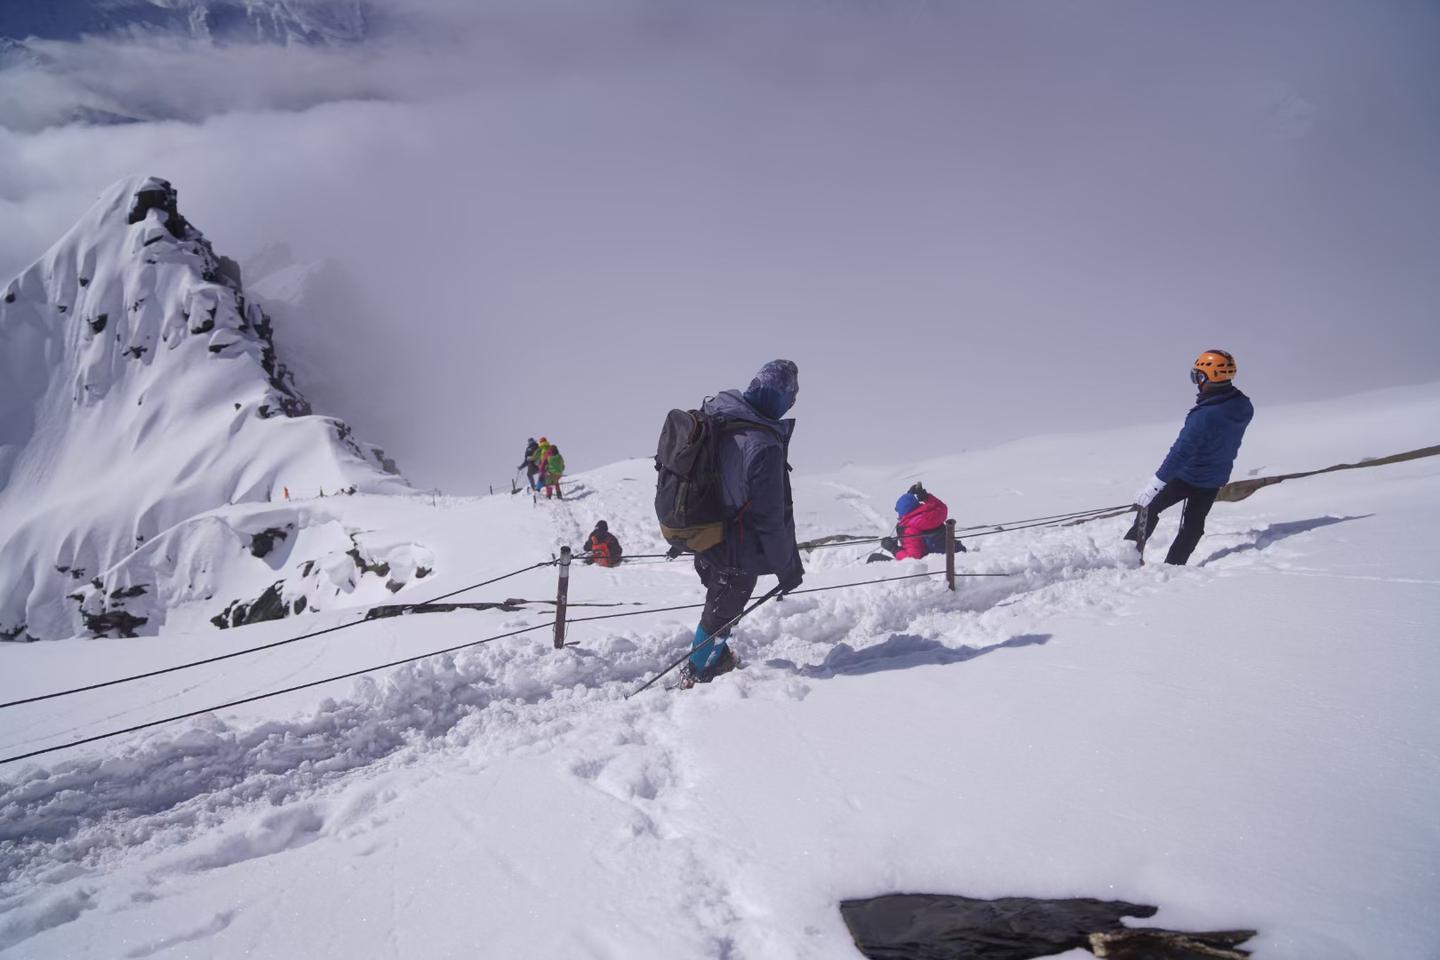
1 0 1437 492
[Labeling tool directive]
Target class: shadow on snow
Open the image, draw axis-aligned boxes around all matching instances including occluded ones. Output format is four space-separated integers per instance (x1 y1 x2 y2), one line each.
767 632 1052 679
1198 514 1372 566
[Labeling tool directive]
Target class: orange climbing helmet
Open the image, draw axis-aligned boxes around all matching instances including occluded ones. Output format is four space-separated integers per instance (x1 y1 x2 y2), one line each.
1191 349 1237 385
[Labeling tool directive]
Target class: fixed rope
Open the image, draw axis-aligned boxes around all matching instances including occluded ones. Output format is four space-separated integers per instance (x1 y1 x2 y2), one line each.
2 496 1103 713
0 620 556 767
0 566 1019 764
798 503 1130 552
0 560 556 711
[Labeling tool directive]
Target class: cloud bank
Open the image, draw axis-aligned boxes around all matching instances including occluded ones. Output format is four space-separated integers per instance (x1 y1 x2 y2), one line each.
2 0 1437 491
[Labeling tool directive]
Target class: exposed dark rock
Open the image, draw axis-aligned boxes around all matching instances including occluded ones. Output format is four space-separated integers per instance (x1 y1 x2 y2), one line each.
82 609 149 638
108 584 147 600
211 581 287 630
300 561 315 578
126 177 191 238
346 540 389 578
416 566 432 579
189 310 215 334
88 313 109 333
840 894 1256 960
247 306 311 417
0 622 38 643
125 345 148 359
292 596 308 615
57 304 68 314
371 446 400 475
215 256 243 289
249 526 291 558
385 579 404 593
78 277 90 287
209 342 234 354
4 288 15 303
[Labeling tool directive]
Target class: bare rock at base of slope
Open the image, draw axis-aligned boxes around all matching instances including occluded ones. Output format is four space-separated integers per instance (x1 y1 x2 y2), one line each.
80 609 149 639
211 581 288 630
0 623 38 643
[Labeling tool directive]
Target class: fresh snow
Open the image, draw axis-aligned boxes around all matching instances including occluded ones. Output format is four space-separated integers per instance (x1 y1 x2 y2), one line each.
1 374 1437 958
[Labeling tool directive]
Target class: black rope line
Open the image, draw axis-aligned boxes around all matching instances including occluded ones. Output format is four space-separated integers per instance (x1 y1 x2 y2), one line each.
799 503 1132 551
0 620 555 767
0 561 555 711
0 566 1021 765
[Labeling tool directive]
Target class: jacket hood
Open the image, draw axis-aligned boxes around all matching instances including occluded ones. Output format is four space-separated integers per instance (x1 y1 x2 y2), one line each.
704 390 796 441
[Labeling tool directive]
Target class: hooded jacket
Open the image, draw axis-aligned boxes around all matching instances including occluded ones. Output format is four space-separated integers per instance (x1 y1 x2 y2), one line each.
1156 386 1254 488
586 524 622 567
894 494 949 561
698 389 802 581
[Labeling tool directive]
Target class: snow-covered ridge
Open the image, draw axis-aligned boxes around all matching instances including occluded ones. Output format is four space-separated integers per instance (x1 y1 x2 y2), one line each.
0 176 407 642
0 2 373 47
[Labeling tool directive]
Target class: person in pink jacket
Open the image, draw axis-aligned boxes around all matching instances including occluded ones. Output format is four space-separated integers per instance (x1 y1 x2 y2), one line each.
870 483 965 562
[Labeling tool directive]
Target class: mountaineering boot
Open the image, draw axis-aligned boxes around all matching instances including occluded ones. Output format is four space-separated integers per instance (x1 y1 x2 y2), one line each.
677 645 738 689
678 627 738 689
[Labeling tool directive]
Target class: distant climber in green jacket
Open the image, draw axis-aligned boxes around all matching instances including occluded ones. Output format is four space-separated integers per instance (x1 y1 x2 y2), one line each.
543 447 565 500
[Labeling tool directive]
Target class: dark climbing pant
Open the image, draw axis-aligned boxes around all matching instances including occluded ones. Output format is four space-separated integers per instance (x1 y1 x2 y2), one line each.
1124 479 1219 565
695 557 758 639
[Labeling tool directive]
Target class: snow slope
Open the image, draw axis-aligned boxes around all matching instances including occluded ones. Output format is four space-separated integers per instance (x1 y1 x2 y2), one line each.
0 383 1437 958
0 176 406 642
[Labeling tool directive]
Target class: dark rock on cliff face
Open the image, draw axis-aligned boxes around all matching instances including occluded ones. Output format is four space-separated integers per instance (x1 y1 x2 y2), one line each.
211 581 288 630
81 609 149 638
126 177 191 238
250 526 292 559
0 622 38 643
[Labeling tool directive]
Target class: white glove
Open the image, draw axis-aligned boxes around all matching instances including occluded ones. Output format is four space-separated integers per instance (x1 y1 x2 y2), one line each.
1133 476 1166 508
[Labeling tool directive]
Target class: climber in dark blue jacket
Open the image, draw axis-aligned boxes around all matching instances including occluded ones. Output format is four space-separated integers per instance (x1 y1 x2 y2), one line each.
1126 349 1254 565
681 359 805 687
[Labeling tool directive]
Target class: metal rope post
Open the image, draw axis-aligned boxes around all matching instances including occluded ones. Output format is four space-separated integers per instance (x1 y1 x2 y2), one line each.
945 519 957 591
553 547 572 648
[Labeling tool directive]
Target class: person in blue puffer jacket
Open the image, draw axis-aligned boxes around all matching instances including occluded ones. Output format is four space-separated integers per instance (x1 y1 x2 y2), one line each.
680 359 805 687
1126 349 1254 565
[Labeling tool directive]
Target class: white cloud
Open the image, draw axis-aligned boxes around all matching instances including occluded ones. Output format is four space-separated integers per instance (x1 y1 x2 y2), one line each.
2 0 1438 491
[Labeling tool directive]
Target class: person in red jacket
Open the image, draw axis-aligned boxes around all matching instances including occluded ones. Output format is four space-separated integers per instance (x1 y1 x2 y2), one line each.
869 483 965 562
582 520 623 567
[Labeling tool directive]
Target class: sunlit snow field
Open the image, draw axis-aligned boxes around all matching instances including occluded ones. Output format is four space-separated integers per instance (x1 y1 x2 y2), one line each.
2 383 1437 958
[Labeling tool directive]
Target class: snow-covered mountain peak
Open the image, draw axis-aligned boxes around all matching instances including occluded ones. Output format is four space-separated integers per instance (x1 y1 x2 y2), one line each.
0 175 406 642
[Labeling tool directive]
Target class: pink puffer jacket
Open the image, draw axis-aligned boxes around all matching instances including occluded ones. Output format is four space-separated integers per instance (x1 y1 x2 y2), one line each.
895 495 948 560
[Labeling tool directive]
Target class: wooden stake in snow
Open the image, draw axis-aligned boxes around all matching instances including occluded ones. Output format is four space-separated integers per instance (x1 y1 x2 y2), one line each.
944 519 958 591
553 547 572 649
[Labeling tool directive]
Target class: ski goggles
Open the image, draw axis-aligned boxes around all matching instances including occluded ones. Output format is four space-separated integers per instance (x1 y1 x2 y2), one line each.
1189 367 1209 386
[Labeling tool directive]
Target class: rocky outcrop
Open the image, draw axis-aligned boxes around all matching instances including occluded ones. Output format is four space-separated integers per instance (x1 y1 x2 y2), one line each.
0 176 409 640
